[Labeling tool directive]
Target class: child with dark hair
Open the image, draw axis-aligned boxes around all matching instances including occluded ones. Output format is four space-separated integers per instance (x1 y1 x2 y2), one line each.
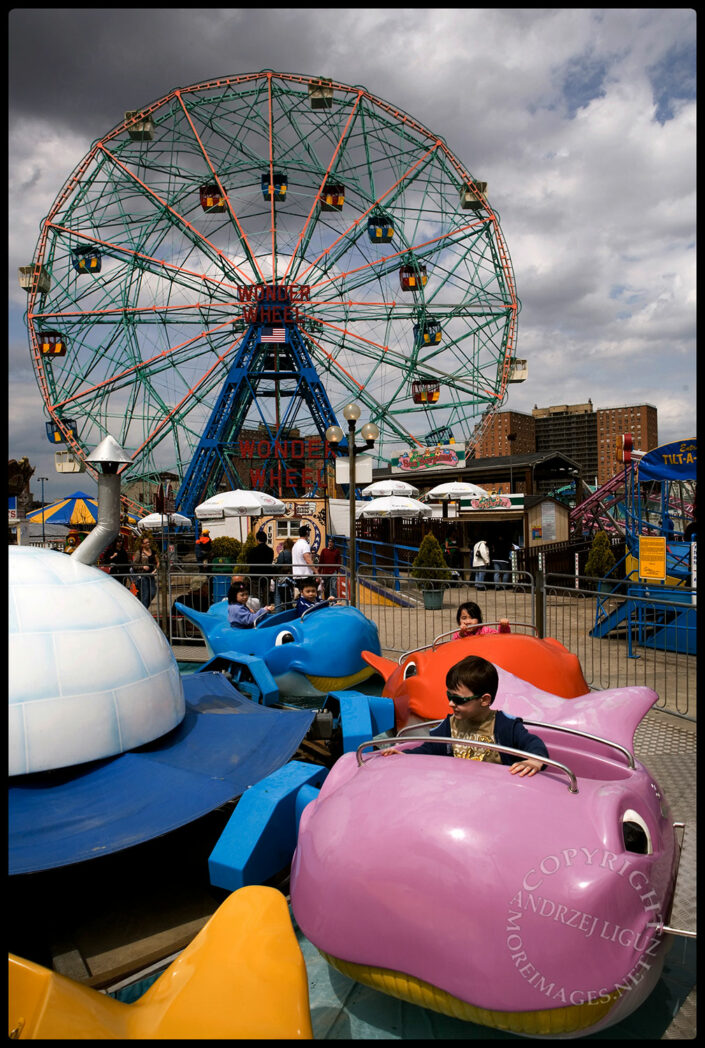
227 581 274 628
294 577 339 616
452 601 510 639
392 654 548 777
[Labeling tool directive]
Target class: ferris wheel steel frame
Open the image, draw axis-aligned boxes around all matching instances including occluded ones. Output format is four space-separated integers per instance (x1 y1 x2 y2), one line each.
23 70 519 504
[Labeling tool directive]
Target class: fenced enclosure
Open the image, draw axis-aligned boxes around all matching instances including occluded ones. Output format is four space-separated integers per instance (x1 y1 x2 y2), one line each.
130 552 696 723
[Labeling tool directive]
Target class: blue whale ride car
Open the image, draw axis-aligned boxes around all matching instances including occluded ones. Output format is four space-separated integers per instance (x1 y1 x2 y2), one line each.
174 599 382 697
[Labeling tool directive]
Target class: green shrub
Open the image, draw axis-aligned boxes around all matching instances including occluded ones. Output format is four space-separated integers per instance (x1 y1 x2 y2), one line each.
411 532 451 589
233 528 259 574
585 531 616 578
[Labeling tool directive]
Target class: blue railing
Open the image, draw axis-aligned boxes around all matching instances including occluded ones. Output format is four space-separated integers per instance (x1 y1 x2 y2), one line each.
332 536 420 591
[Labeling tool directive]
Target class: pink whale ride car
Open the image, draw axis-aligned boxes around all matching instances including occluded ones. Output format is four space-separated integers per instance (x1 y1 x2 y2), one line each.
290 668 683 1038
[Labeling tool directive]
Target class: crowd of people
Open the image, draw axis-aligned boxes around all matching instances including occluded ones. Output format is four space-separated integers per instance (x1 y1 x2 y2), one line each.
100 519 525 620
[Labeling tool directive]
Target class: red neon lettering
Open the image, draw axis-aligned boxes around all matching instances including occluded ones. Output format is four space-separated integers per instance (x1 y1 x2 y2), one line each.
239 440 256 457
249 468 267 486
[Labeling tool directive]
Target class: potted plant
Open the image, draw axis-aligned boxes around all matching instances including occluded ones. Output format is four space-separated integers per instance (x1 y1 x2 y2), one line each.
411 532 452 609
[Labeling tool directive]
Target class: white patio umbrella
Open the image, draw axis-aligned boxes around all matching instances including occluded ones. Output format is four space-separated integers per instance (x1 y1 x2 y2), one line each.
425 481 490 500
195 489 286 520
361 479 420 498
356 495 432 518
137 512 192 530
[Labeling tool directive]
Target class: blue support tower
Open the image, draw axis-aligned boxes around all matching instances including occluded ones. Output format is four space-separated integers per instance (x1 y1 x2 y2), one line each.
176 295 342 516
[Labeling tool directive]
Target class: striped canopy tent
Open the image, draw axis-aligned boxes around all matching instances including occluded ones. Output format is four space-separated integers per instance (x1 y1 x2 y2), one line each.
26 491 138 527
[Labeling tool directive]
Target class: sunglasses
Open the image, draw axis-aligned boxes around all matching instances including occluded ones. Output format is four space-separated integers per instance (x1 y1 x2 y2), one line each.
446 690 483 707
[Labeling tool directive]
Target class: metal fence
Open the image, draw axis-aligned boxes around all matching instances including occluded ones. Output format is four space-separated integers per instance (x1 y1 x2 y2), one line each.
543 572 696 721
118 556 695 723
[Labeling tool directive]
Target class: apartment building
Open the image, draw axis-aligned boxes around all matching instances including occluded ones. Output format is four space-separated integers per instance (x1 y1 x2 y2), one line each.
472 401 658 487
596 404 658 485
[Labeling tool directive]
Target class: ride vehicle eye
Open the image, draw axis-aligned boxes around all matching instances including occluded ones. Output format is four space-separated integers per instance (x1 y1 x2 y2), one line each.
275 631 295 646
403 662 417 679
622 809 652 854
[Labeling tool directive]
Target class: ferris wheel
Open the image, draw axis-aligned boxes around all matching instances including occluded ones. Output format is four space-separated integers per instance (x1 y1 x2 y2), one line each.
21 70 520 506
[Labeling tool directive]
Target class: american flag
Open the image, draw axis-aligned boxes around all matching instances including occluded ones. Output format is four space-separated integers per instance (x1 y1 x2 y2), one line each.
261 327 286 343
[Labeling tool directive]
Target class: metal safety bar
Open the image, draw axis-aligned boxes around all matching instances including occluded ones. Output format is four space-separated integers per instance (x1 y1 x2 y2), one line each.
356 736 579 793
431 622 538 651
300 596 350 622
399 622 538 662
521 720 636 769
396 719 443 737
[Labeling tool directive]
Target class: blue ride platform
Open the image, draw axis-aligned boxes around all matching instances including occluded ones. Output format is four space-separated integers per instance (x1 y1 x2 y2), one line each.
9 673 314 875
207 687 395 892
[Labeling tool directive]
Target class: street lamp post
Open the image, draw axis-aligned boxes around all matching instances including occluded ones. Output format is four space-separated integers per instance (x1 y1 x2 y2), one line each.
326 403 379 607
38 476 48 548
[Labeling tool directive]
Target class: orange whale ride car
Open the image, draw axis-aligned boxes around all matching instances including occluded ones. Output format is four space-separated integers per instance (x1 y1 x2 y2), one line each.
363 625 590 730
8 886 312 1040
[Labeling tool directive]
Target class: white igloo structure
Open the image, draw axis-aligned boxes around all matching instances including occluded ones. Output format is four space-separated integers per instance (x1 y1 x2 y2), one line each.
9 546 185 776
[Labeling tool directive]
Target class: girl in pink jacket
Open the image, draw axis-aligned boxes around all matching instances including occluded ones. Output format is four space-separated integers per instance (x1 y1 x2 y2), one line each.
452 601 511 639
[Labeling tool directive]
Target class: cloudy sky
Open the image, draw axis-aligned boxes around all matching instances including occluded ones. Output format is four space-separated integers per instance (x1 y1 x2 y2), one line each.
9 8 695 502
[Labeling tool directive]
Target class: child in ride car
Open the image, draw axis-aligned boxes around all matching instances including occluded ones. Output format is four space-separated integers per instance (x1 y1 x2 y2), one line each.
452 601 510 639
227 581 274 628
390 654 548 777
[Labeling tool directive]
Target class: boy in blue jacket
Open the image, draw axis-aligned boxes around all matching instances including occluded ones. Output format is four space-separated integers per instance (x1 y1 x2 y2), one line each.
294 577 341 617
398 654 548 777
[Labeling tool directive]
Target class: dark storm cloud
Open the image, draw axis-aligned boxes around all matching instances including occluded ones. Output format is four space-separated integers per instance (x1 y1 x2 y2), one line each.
9 9 347 139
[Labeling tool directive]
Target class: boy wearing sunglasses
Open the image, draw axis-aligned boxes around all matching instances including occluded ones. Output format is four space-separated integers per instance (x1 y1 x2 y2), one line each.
391 654 548 777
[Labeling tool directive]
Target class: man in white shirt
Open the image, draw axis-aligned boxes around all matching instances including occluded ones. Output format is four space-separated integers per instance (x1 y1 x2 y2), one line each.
292 524 317 590
472 538 491 590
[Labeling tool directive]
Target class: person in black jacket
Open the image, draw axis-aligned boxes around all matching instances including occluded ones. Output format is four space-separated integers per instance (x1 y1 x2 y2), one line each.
106 534 132 585
389 655 548 777
246 528 275 605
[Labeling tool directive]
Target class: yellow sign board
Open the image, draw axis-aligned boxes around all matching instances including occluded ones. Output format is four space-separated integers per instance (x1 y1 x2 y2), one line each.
638 536 667 581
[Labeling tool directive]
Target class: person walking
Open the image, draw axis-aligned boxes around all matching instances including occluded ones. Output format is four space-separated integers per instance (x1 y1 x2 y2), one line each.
273 537 296 611
133 535 160 609
195 528 213 572
246 528 275 605
491 533 512 589
292 524 317 592
107 534 131 586
318 536 342 598
472 537 491 590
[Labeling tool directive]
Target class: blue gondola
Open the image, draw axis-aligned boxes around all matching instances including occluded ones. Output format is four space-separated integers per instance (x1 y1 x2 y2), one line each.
46 419 79 444
261 171 287 202
71 246 102 275
367 214 394 243
413 319 442 345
